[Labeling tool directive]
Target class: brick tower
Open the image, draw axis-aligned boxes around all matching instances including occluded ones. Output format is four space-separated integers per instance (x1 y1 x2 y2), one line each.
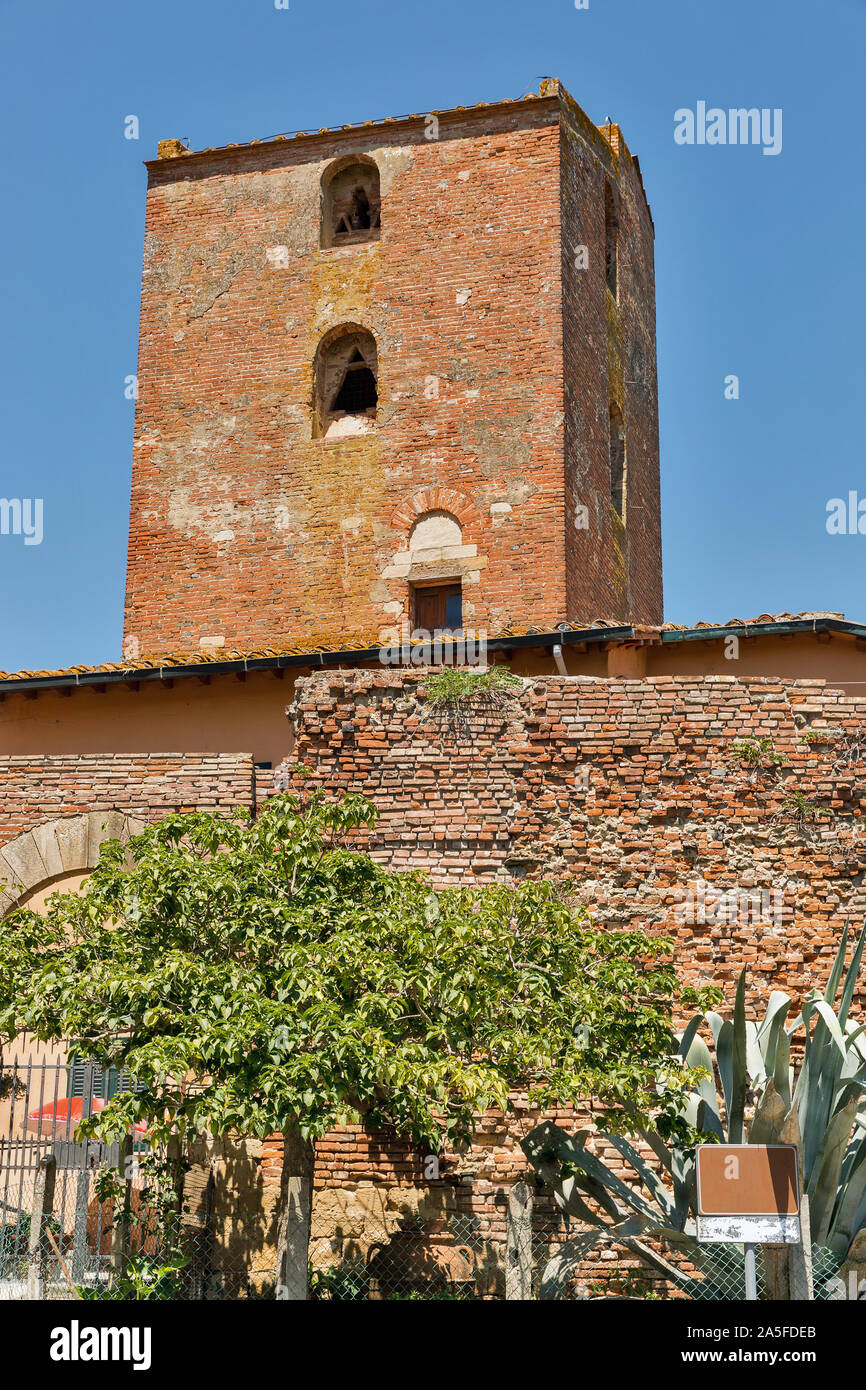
124 79 662 660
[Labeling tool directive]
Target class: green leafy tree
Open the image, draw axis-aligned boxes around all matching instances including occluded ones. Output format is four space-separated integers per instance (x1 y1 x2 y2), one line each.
0 790 715 1298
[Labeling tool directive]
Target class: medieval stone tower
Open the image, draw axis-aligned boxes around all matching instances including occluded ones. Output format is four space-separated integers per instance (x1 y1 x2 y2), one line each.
124 78 662 661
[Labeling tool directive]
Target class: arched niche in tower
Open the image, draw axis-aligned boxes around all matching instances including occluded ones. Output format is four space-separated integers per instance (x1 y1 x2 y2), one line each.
321 155 381 249
313 325 379 439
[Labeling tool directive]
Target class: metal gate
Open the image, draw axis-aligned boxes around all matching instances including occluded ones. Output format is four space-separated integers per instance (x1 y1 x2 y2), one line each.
0 1044 134 1297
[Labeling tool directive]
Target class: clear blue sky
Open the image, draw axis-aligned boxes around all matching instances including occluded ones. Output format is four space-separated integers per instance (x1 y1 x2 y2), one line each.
0 0 863 672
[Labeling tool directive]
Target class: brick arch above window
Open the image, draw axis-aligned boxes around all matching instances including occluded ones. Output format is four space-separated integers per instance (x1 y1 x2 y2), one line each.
390 488 478 535
0 812 147 916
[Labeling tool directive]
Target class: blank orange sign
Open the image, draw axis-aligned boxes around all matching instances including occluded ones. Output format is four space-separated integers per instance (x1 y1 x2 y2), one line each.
696 1145 800 1216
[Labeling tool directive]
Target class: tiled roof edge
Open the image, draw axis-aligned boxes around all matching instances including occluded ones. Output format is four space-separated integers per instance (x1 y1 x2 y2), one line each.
2 615 863 693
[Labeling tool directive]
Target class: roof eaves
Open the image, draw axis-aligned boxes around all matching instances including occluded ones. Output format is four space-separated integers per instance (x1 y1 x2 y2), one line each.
661 617 866 644
145 90 560 171
0 625 632 696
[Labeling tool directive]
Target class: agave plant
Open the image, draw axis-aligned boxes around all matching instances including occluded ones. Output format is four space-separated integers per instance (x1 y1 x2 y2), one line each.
522 924 866 1299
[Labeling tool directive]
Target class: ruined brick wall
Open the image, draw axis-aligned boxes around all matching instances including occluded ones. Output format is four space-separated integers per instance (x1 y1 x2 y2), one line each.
124 88 661 659
283 669 866 1010
0 753 254 848
561 100 662 625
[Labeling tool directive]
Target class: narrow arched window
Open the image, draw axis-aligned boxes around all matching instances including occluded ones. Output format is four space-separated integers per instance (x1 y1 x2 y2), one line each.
604 181 618 299
321 157 381 249
609 402 626 521
314 327 378 439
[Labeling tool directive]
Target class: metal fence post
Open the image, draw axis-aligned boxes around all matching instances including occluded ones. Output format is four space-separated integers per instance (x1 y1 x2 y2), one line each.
70 1066 95 1284
789 1191 814 1300
744 1243 758 1300
110 1135 133 1278
506 1180 533 1300
27 1153 57 1299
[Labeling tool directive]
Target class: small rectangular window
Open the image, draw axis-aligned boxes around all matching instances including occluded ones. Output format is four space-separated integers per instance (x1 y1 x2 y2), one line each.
444 589 463 629
412 583 463 633
68 1058 145 1101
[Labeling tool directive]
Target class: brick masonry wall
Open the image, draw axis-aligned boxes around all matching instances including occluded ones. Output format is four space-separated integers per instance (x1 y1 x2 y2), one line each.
124 90 660 659
282 669 866 1009
11 670 860 1286
0 753 254 847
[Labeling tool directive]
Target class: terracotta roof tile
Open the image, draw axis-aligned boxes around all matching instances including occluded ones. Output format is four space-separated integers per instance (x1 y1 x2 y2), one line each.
0 612 854 684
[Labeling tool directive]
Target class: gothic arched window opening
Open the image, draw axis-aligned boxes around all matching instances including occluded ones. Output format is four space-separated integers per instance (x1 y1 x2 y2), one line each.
314 327 379 439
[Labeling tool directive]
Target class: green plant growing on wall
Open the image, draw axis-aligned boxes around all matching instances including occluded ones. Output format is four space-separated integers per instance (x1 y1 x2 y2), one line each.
0 790 716 1301
731 737 785 772
522 926 866 1300
777 790 834 830
799 729 836 747
832 726 866 769
586 1269 663 1300
423 665 522 706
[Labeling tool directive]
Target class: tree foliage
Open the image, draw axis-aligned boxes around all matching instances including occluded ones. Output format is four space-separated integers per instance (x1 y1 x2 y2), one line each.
0 791 715 1150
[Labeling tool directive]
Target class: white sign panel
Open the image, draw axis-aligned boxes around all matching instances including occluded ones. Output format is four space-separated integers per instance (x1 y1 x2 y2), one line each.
697 1214 802 1245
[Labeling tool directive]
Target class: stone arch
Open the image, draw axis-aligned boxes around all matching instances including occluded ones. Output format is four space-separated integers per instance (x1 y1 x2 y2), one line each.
0 812 147 916
378 490 485 640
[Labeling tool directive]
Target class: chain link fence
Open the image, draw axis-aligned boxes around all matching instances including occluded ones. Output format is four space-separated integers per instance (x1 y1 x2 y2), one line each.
306 1212 852 1302
0 1152 116 1300
3 1172 858 1302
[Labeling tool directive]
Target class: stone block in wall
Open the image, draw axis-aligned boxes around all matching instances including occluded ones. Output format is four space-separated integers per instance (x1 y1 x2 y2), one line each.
30 821 65 881
55 817 91 874
0 832 47 893
86 810 126 865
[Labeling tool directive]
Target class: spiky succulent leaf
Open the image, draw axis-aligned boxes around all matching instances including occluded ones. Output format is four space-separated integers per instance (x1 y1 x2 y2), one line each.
680 1024 721 1120
826 1137 866 1256
748 1079 787 1146
706 1012 732 1123
824 922 850 1008
839 924 866 1028
755 990 792 1081
728 969 748 1143
773 1025 792 1112
809 1098 858 1245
